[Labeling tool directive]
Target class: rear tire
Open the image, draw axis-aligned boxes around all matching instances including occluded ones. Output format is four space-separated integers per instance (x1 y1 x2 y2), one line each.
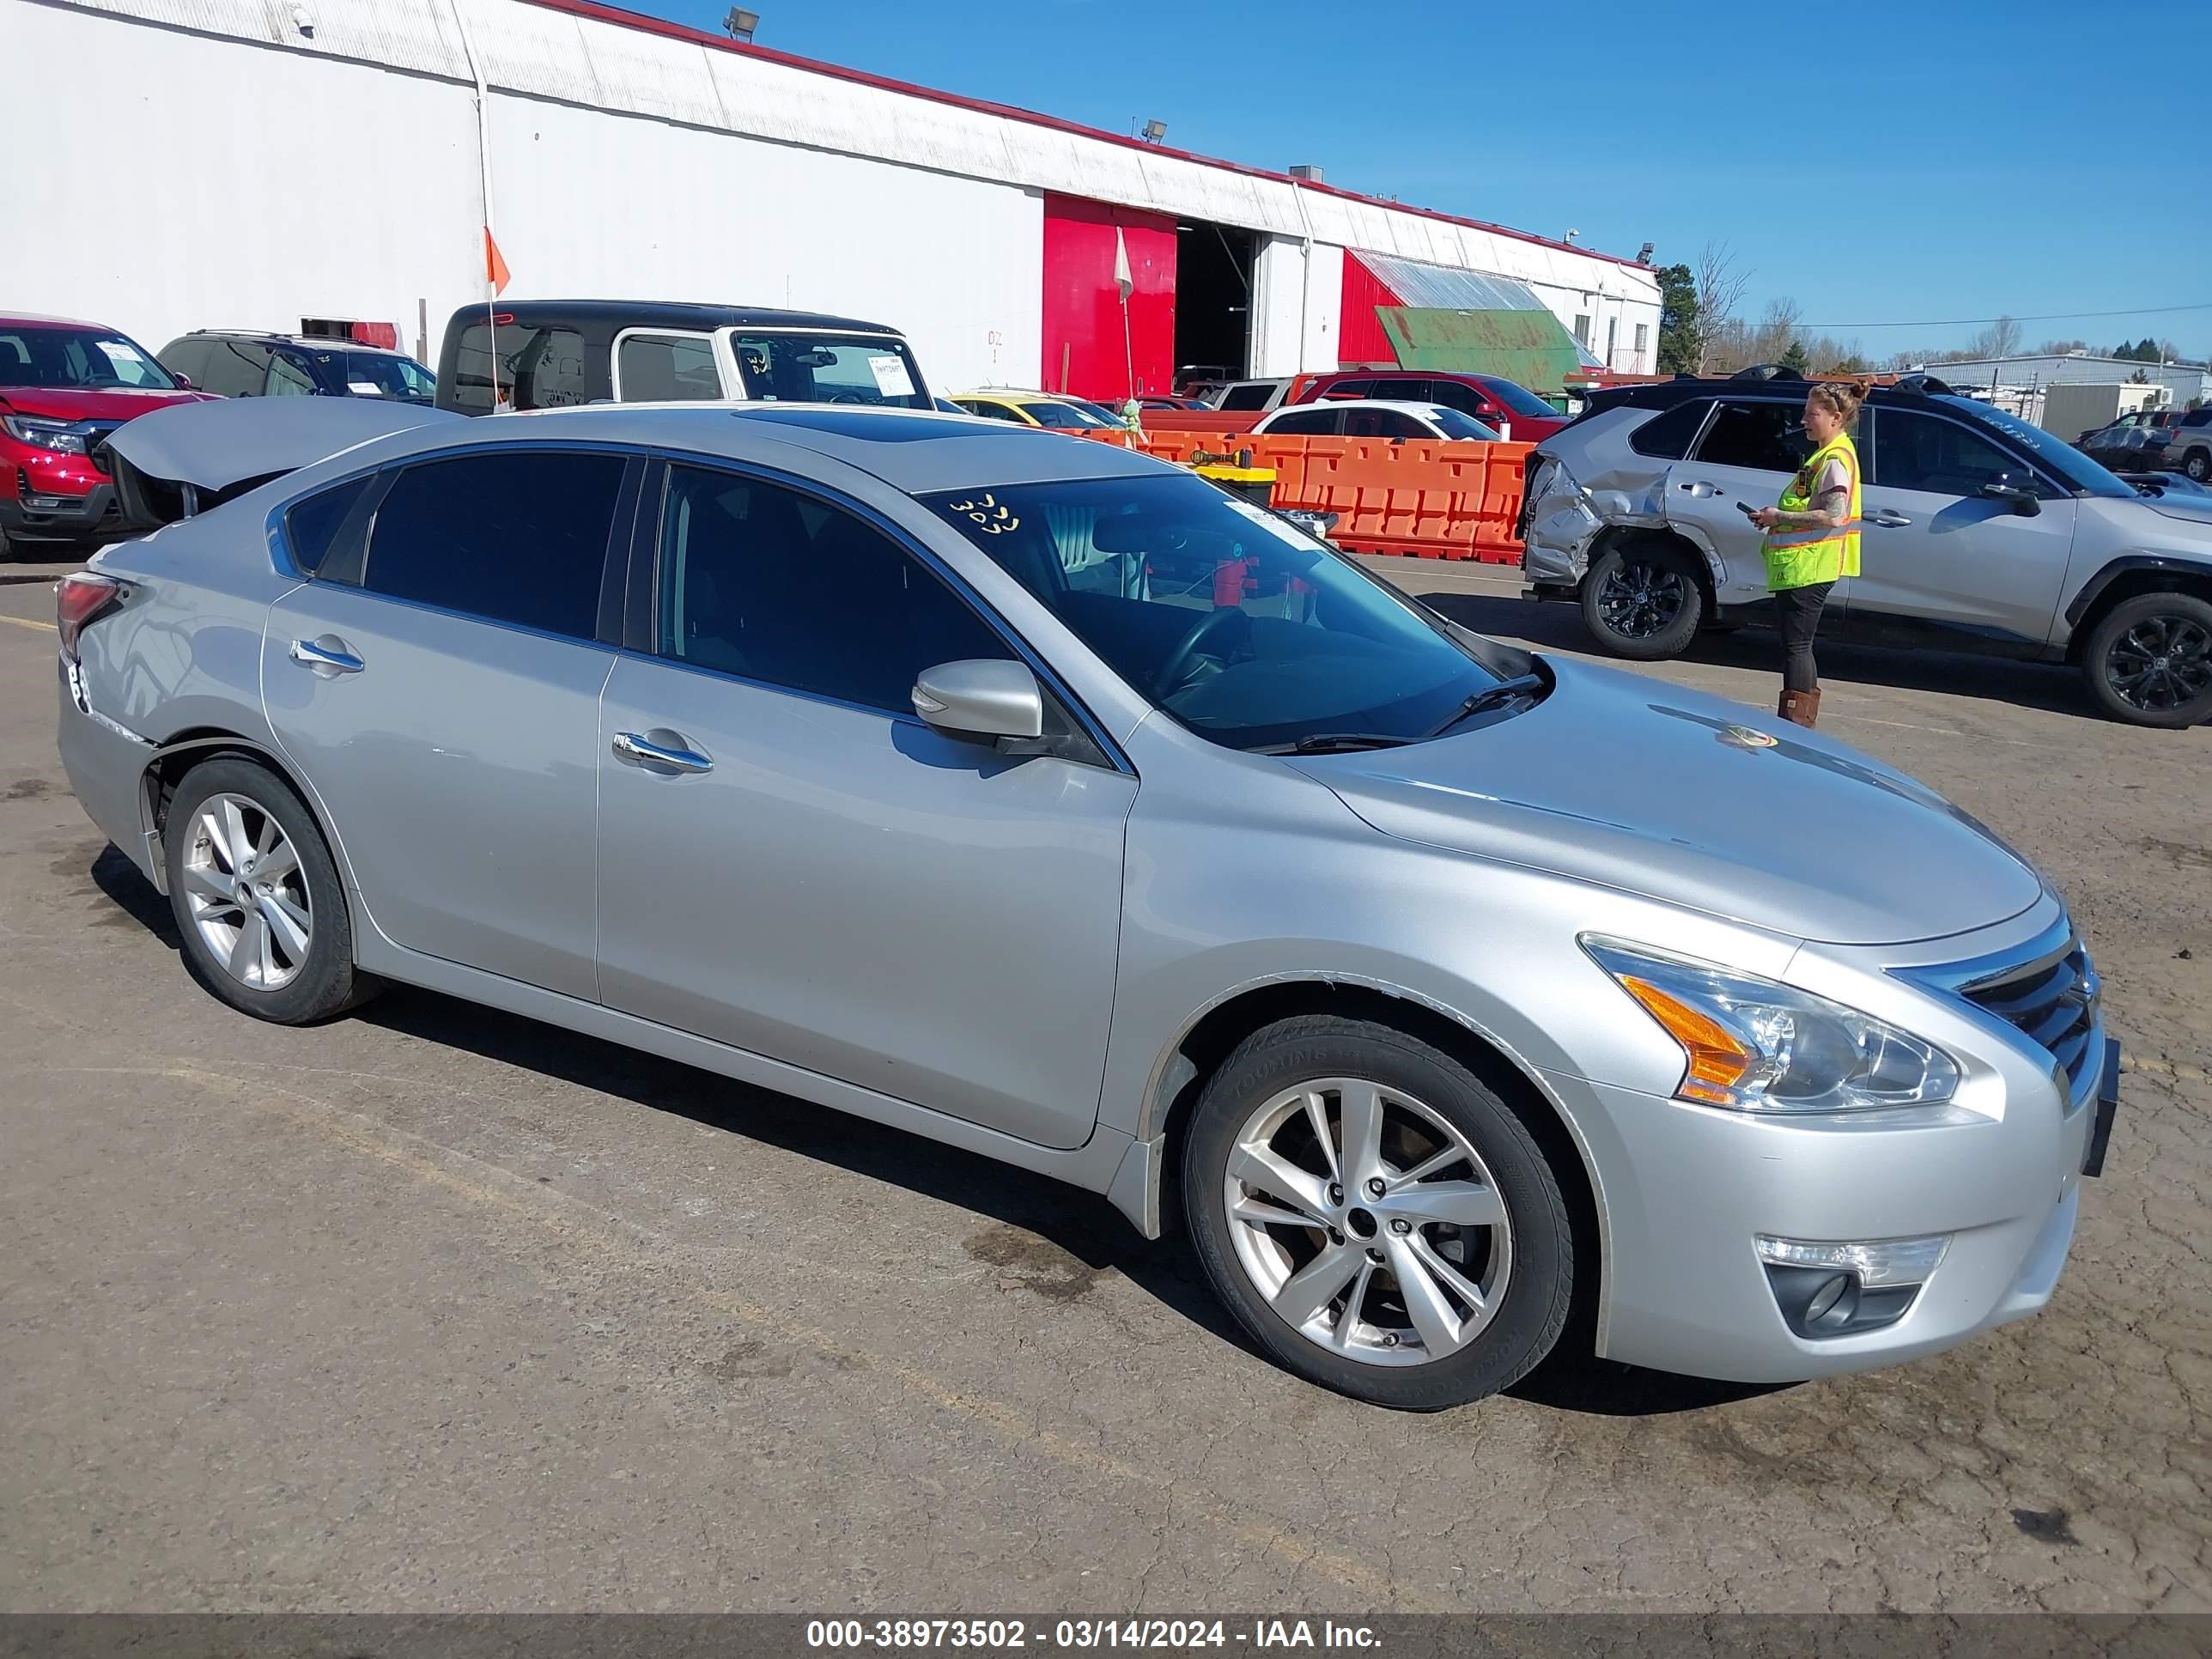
2079 592 2212 728
1182 1015 1575 1411
2182 447 2210 483
163 757 380 1023
1580 538 1706 660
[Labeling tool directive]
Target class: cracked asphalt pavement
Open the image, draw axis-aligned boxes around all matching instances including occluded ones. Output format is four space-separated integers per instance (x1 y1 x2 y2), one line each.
1 555 2207 1613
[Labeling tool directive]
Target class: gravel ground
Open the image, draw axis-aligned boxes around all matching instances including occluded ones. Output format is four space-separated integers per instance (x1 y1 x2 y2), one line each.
1 552 2205 1614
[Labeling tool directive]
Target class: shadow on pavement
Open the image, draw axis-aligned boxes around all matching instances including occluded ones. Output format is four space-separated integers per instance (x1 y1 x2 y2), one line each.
86 833 1774 1422
1415 589 2095 723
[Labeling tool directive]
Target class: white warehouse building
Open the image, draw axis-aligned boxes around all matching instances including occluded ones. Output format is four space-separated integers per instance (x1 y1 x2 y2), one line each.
0 0 1662 399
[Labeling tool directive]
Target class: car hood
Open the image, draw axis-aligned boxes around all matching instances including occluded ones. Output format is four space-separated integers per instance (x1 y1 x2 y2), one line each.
2140 492 2212 527
1294 659 2044 946
0 386 213 422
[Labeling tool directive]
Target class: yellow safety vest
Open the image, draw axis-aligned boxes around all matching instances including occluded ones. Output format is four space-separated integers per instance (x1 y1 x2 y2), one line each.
1764 433 1862 591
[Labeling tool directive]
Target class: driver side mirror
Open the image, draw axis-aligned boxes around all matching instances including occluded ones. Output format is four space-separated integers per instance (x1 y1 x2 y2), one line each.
1978 479 2042 517
171 373 194 390
912 659 1044 746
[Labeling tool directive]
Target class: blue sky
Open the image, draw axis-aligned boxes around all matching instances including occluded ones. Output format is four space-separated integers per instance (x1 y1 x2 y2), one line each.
657 0 2209 362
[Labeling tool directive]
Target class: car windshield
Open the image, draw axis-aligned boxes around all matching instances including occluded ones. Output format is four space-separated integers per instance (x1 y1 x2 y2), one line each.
1478 379 1560 419
1426 406 1503 441
921 472 1525 750
318 350 435 404
0 327 176 391
1936 395 2134 499
1020 398 1116 428
728 332 927 409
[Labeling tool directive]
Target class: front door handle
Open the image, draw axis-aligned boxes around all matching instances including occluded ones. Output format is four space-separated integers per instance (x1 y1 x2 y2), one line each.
289 636 364 676
1867 509 1914 528
612 729 714 775
1679 481 1723 499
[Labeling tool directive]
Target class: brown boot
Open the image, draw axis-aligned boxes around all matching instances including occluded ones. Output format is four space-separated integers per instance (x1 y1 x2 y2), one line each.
1778 688 1821 729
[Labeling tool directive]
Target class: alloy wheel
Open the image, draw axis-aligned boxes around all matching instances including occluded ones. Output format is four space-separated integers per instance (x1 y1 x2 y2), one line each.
1595 561 1686 639
180 793 313 991
2104 614 2212 713
1222 1077 1512 1367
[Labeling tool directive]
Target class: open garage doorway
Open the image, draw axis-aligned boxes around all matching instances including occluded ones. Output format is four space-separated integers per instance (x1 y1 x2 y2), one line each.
1174 220 1255 389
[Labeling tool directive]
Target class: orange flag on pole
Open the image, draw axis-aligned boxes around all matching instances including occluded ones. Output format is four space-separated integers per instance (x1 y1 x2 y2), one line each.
483 228 511 295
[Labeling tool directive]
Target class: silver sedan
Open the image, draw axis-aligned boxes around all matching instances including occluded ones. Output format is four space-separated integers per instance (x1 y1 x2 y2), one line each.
56 404 2117 1408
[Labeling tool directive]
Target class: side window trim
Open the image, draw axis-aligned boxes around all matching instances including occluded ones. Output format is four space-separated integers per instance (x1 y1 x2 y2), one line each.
611 327 721 403
634 452 1132 774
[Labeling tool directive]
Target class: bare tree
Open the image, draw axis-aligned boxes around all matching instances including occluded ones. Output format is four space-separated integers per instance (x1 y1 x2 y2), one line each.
1749 297 1803 364
1965 315 2022 360
1692 240 1752 374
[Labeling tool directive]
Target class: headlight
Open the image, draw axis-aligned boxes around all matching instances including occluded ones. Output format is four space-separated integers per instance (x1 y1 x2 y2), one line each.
1582 937 1960 1114
2 415 90 455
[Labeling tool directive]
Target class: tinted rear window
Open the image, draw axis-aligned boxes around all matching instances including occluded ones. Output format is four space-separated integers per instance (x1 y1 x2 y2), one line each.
1218 383 1277 410
1693 400 1810 473
285 474 379 574
1629 398 1711 459
362 451 624 638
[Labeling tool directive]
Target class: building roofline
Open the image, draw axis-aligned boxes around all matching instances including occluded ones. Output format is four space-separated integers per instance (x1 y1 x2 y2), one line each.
520 0 1650 272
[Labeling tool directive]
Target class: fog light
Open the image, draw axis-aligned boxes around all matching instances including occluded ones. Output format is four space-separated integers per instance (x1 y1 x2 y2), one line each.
1756 1234 1948 1340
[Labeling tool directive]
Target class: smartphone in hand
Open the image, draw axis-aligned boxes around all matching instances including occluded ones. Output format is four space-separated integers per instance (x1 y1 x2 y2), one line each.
1736 501 1759 518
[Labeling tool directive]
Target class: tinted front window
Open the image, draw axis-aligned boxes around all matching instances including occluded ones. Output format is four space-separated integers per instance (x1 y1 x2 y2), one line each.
1694 400 1810 473
327 351 435 404
1018 399 1112 428
0 328 177 391
1346 407 1425 439
1629 398 1710 459
1475 378 1560 419
958 399 1026 422
1935 396 2130 497
264 353 317 397
1424 407 1500 441
729 334 925 409
617 333 720 402
1875 411 2043 498
658 465 1009 712
922 473 1517 751
362 451 623 638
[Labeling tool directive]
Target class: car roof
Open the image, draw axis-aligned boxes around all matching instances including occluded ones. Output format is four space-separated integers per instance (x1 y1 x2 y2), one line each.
349 403 1166 493
0 313 118 331
1270 398 1449 417
1584 374 1976 416
447 299 906 335
180 331 416 357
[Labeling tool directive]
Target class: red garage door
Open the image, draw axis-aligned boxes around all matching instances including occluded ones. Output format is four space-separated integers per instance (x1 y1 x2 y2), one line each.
1041 194 1176 401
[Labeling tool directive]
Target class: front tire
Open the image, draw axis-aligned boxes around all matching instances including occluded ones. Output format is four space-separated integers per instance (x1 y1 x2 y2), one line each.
1580 538 1706 660
1182 1016 1575 1410
2079 592 2212 728
163 757 378 1023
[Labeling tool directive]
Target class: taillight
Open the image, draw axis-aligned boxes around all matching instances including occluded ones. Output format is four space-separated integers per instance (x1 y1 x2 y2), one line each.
55 570 126 660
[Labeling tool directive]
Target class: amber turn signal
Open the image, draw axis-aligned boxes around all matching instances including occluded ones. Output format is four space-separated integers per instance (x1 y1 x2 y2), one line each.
1616 974 1756 1103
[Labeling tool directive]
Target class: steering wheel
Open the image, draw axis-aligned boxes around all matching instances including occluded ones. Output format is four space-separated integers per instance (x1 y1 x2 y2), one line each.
1153 605 1250 699
826 391 866 404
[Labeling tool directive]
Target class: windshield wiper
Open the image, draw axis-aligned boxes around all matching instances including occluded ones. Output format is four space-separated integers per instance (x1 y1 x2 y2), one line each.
1426 671 1548 737
1253 732 1412 756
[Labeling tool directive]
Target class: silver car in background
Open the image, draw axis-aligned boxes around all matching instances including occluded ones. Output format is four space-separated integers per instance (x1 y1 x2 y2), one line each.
57 404 2118 1409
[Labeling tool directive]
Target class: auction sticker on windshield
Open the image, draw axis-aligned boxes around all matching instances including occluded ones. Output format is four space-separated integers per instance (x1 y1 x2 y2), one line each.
869 355 916 398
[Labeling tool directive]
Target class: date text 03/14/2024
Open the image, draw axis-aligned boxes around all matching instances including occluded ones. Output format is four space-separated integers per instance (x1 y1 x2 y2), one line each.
805 1620 1383 1650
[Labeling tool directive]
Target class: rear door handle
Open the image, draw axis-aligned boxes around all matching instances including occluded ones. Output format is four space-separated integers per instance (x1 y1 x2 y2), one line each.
1868 509 1914 528
612 729 714 775
1679 481 1723 498
289 636 364 676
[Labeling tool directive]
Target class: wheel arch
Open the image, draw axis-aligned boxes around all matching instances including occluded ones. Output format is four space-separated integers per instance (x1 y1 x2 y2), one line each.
1139 976 1610 1345
2062 556 2212 659
1587 523 1720 611
137 731 358 914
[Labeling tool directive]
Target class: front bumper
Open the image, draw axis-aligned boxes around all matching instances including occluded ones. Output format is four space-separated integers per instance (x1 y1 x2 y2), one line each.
1 475 122 543
1553 904 2113 1383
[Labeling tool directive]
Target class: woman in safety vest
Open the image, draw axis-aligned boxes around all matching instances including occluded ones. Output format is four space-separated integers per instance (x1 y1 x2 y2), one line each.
1747 378 1869 729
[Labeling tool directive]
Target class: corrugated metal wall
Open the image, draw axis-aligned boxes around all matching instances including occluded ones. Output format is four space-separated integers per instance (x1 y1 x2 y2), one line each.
2 0 1660 385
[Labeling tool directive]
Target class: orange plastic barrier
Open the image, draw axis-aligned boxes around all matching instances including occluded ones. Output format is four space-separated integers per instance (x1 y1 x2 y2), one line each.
1078 430 1534 563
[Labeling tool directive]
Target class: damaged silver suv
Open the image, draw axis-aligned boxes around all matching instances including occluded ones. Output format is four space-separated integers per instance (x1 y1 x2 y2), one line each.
1520 374 2212 727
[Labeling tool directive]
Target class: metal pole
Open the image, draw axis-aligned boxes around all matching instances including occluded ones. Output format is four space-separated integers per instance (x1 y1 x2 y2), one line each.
447 0 499 405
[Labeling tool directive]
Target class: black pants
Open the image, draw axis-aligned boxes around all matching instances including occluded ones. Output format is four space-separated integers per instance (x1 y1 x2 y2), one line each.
1773 581 1833 694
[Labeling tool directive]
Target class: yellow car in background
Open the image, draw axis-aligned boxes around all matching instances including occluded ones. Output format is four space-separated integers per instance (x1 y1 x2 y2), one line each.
951 390 1127 430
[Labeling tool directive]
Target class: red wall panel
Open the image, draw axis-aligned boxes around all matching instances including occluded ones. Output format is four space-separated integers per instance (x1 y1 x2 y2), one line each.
1338 252 1403 368
1041 194 1176 400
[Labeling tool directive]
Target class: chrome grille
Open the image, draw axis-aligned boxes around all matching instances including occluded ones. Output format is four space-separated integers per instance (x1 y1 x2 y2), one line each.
1964 942 2099 1089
